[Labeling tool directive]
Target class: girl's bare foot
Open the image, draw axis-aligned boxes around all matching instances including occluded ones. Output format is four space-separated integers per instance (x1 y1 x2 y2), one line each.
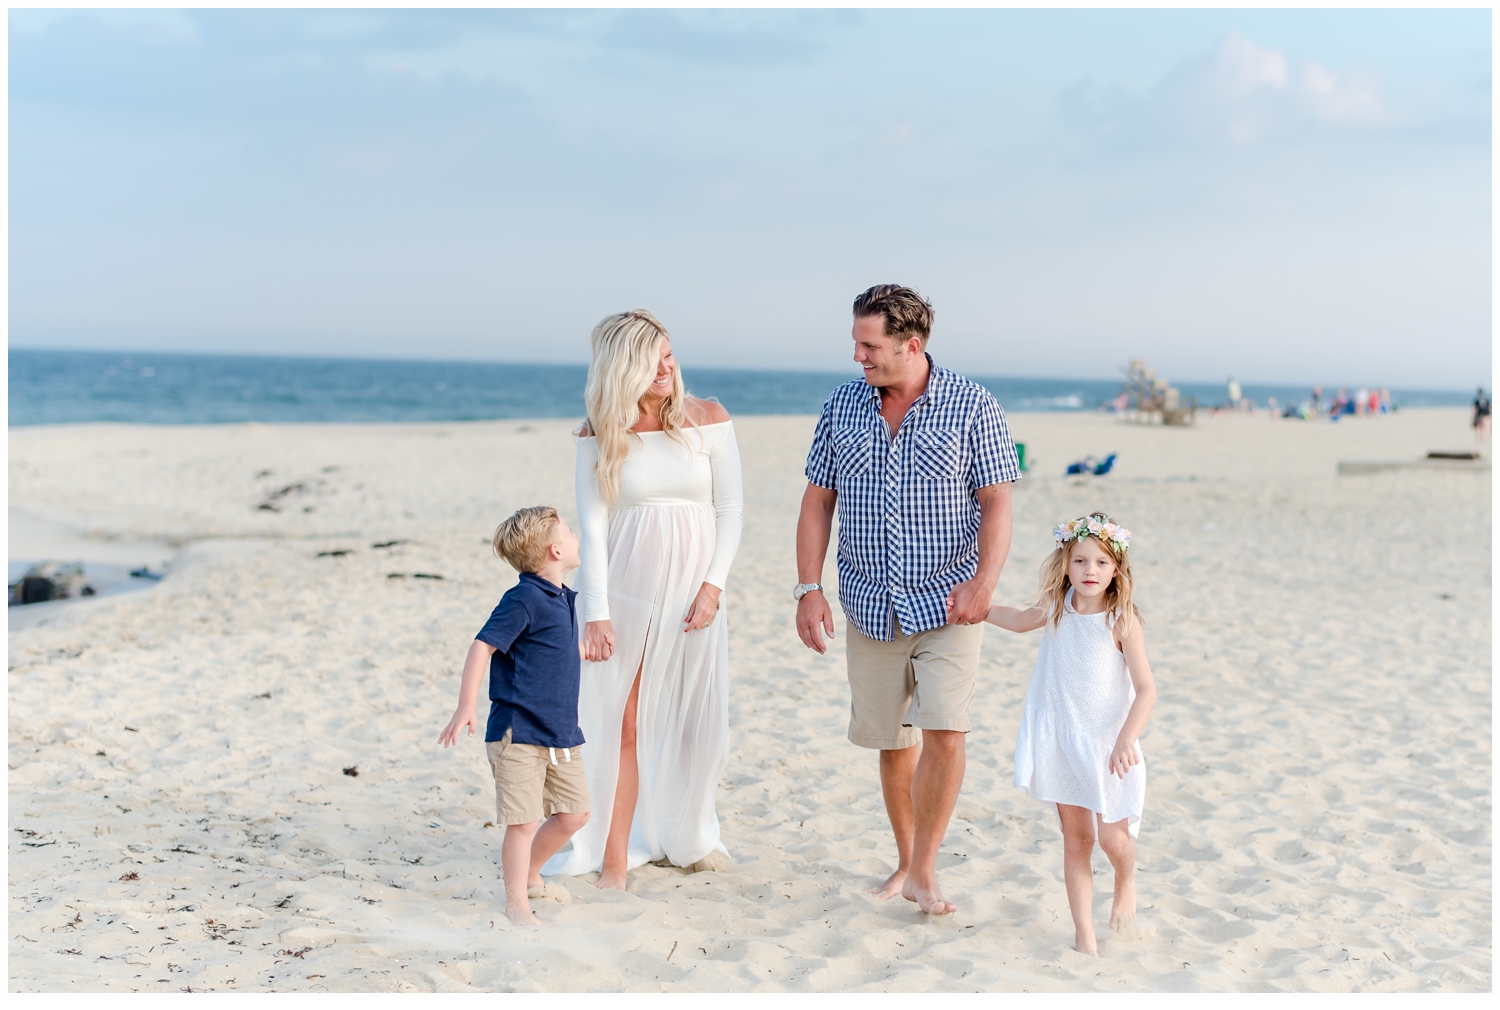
1074 933 1099 956
865 868 907 899
1109 877 1140 938
595 868 628 891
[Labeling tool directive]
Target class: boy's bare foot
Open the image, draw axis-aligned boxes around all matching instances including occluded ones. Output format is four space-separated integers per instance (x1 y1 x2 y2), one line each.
595 868 629 891
865 868 907 899
901 876 957 915
527 883 572 904
505 904 540 927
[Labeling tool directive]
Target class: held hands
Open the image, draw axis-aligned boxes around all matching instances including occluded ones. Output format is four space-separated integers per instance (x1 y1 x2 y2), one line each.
683 582 722 632
796 590 835 654
437 706 477 749
944 577 994 626
583 620 616 662
1108 738 1140 779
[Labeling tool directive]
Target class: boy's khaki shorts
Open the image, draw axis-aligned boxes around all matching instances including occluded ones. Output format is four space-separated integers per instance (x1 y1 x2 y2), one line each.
485 728 590 826
845 620 984 750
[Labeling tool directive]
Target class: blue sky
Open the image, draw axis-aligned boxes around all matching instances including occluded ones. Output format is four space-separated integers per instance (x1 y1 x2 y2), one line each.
8 8 1492 387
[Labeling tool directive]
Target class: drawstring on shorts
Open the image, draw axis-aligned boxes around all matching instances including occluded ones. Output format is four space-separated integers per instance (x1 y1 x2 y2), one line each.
547 747 573 766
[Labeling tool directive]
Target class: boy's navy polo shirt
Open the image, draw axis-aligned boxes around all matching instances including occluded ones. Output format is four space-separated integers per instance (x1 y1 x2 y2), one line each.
475 572 584 749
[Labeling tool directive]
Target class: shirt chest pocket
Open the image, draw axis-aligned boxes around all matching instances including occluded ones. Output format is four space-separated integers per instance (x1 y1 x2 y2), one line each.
911 429 964 480
832 427 874 475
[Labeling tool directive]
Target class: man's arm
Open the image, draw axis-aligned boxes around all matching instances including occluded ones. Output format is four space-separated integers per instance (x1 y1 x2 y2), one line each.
795 482 838 653
945 482 1013 626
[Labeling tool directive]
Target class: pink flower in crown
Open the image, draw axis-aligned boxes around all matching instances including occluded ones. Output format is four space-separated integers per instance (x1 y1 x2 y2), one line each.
1114 527 1132 548
1102 521 1119 541
1086 516 1107 537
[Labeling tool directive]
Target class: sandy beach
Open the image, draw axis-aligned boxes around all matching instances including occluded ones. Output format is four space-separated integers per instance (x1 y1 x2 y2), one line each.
8 407 1491 992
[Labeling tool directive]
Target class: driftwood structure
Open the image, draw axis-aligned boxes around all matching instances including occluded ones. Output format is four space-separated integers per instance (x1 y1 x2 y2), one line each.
1120 359 1196 426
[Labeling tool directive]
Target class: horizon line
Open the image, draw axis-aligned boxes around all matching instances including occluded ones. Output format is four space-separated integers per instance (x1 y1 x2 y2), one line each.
6 344 1483 396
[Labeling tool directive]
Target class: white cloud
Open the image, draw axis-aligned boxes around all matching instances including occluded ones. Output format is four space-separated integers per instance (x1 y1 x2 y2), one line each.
1301 63 1384 123
1213 33 1288 97
1059 32 1389 146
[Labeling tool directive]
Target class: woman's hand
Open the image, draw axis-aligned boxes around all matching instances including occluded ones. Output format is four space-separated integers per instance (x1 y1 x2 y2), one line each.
683 582 722 632
583 620 615 662
1108 738 1140 779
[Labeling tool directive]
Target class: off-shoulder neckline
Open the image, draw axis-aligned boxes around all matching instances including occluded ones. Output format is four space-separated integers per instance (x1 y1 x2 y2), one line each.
578 419 733 439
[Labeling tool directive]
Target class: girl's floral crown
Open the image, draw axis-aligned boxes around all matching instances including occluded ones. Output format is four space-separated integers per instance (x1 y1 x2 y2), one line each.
1053 513 1131 552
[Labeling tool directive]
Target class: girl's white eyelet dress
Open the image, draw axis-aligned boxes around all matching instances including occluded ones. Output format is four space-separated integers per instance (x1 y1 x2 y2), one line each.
1013 587 1145 836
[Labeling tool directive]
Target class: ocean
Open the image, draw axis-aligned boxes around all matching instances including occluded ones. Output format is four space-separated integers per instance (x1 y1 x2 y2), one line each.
7 348 1473 427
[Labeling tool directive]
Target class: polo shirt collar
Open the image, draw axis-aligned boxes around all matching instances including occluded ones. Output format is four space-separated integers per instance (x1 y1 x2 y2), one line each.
519 571 566 596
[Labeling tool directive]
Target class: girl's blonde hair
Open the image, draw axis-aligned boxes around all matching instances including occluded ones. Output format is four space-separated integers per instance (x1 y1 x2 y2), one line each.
1035 511 1143 634
583 308 688 503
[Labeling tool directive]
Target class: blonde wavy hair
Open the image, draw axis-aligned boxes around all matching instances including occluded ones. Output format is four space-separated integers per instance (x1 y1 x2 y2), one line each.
1035 512 1142 635
582 309 688 503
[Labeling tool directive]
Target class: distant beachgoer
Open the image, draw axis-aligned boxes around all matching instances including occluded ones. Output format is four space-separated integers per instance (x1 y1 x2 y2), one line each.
1474 387 1491 442
1226 377 1242 410
553 309 744 889
982 513 1156 956
1311 386 1323 414
438 506 590 926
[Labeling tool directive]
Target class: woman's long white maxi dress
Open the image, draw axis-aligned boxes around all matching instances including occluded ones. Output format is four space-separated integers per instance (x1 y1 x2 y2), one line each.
1013 588 1146 837
545 421 743 875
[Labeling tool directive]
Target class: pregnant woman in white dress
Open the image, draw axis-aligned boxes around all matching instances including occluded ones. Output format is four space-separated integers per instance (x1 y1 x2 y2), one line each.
543 309 743 889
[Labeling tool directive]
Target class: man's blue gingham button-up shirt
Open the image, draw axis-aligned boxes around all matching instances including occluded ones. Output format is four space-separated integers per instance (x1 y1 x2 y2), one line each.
804 356 1021 642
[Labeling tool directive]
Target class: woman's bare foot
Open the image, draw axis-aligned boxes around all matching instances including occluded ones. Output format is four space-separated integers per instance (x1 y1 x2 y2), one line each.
901 875 957 915
865 868 907 899
686 850 732 873
595 867 629 891
505 903 540 927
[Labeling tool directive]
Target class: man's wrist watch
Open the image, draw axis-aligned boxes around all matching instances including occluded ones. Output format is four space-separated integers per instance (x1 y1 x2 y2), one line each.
793 582 823 601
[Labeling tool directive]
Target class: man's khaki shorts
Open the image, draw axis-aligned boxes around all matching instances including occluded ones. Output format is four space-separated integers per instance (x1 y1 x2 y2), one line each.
845 620 984 749
485 728 590 826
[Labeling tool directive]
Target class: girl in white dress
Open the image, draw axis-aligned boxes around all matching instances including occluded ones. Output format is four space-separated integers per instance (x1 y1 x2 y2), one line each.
543 309 743 890
983 513 1157 956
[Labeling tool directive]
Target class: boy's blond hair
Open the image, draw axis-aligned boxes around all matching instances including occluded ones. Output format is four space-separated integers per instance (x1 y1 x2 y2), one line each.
492 505 561 573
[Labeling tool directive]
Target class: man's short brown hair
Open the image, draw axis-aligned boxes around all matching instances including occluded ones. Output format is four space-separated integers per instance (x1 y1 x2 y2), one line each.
852 284 934 349
492 505 561 573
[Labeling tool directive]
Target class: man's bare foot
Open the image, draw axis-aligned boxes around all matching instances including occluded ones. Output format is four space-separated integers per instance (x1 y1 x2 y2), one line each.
865 868 907 899
595 868 628 891
505 904 540 927
900 876 957 915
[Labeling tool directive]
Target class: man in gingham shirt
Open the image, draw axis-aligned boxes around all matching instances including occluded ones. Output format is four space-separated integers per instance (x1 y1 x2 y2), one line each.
795 284 1018 916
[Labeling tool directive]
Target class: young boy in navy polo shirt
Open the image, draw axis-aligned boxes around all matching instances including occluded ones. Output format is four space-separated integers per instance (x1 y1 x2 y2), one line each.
438 505 589 926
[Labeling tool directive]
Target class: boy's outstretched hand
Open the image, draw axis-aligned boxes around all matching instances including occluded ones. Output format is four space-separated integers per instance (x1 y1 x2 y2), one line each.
438 706 478 749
